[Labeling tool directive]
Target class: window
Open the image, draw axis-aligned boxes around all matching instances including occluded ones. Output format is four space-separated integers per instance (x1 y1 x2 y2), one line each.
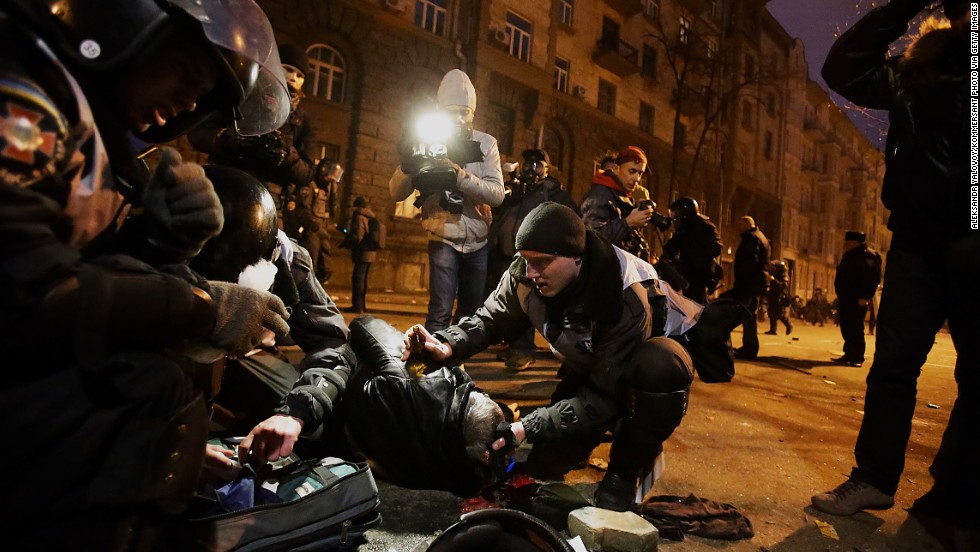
305 44 345 102
764 131 773 160
415 0 447 35
639 102 655 134
741 100 752 130
764 91 776 116
641 45 657 78
553 57 570 93
600 17 620 49
559 0 573 26
506 12 532 62
541 126 565 171
598 79 617 116
642 0 660 20
679 16 692 45
706 38 717 59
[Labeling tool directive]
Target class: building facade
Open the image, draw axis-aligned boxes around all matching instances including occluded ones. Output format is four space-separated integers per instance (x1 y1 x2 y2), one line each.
198 0 887 300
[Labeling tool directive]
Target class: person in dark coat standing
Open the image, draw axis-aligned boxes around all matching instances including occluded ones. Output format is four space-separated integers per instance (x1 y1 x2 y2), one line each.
832 232 882 367
720 216 770 359
663 197 723 304
345 197 378 314
812 0 979 531
487 148 578 370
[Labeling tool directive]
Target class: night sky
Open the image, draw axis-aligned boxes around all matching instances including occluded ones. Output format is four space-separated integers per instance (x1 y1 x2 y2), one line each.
767 0 889 148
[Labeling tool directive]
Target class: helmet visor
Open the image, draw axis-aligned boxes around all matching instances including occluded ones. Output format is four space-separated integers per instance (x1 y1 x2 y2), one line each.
169 0 289 135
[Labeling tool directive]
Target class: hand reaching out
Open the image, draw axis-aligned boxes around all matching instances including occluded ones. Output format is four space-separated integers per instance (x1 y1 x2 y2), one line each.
237 414 304 468
401 324 453 362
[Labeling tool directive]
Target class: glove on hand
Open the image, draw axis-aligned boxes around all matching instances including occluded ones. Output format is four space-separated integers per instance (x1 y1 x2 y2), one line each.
396 133 422 175
144 147 224 256
208 281 290 357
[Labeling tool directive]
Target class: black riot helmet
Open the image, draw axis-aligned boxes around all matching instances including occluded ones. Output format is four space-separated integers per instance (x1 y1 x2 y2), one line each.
520 148 550 182
669 196 700 221
190 166 279 283
19 0 289 140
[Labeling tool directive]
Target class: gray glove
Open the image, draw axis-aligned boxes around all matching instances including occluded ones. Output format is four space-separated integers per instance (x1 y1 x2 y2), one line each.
144 147 224 256
208 281 290 357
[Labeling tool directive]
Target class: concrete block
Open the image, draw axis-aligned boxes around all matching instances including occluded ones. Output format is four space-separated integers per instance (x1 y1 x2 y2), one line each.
567 507 658 552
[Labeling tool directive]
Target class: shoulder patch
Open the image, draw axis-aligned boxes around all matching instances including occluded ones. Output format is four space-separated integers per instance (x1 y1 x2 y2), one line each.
0 76 69 187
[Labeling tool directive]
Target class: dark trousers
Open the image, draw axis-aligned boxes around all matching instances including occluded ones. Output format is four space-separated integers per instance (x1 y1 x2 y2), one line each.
767 300 791 333
608 337 695 477
719 288 761 356
838 302 868 361
352 261 371 311
525 338 694 479
852 233 979 518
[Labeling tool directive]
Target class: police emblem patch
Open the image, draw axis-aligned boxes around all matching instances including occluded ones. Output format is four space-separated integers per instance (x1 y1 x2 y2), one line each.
0 81 68 188
1 102 56 165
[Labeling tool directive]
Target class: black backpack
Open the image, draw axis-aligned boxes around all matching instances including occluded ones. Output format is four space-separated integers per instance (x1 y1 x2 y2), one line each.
363 217 386 251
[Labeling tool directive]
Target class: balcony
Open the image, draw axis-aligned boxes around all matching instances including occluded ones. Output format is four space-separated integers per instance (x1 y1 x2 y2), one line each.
801 161 820 173
593 37 640 77
603 0 643 17
803 116 825 138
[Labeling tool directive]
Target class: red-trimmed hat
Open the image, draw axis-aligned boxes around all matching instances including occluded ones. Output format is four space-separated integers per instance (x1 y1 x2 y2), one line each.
615 146 651 175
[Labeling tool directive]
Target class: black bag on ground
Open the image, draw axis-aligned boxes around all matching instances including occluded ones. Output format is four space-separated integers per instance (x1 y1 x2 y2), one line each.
173 455 381 551
674 299 746 383
505 483 592 531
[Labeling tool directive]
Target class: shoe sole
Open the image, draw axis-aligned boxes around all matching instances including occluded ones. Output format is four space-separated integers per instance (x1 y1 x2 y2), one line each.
811 498 894 516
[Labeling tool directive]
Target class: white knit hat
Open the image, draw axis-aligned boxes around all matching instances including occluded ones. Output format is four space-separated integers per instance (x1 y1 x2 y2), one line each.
437 69 477 111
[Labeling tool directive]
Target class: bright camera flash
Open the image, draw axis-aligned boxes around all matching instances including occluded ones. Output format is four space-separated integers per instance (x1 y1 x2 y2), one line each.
416 112 454 144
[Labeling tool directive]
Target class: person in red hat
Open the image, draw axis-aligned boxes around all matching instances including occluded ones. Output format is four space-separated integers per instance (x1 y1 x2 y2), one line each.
581 146 666 262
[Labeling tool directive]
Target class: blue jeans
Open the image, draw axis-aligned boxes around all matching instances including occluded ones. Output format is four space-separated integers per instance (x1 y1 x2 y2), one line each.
852 233 979 508
426 241 489 332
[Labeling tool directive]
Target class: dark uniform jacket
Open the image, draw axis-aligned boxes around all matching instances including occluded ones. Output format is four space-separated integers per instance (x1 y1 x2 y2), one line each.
834 245 882 303
490 176 578 260
822 1 969 245
0 16 216 367
435 233 702 443
663 215 723 286
0 14 219 523
733 227 770 297
766 264 790 304
580 173 651 261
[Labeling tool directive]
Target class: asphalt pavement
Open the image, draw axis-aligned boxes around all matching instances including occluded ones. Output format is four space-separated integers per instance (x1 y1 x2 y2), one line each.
322 288 962 551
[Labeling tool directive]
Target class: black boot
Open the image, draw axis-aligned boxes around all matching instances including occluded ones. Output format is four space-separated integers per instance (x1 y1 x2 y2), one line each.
594 471 638 512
